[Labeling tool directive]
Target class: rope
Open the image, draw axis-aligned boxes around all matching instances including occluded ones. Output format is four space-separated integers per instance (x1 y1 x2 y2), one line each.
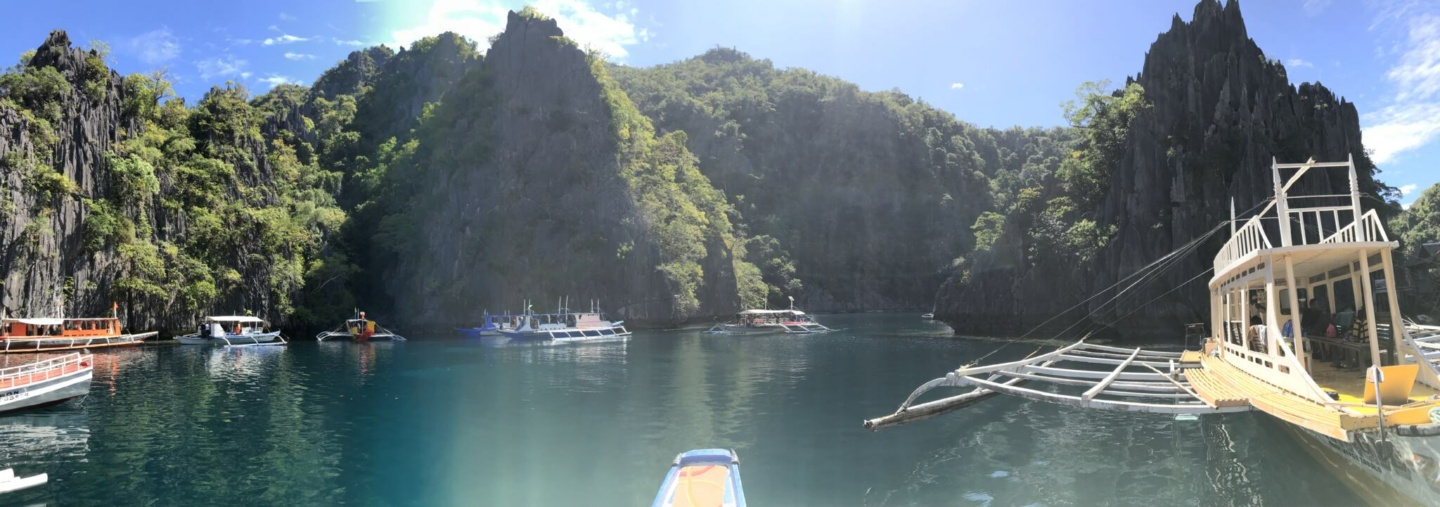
963 198 1273 366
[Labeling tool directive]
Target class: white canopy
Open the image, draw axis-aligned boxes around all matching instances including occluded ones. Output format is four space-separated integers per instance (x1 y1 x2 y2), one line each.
5 318 64 326
737 309 804 316
205 316 264 323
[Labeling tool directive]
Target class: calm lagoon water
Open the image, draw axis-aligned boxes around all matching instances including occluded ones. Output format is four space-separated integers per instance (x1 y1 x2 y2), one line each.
0 313 1364 506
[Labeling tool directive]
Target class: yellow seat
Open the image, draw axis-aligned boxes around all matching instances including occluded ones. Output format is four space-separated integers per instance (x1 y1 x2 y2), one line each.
1363 364 1419 405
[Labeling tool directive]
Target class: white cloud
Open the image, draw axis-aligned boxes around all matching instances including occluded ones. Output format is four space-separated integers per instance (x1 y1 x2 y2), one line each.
280 12 298 22
263 34 309 46
284 52 316 61
950 82 964 90
258 74 298 89
1287 58 1314 68
196 56 248 80
334 38 365 46
127 28 181 66
391 0 647 60
1365 8 1440 163
1400 183 1420 196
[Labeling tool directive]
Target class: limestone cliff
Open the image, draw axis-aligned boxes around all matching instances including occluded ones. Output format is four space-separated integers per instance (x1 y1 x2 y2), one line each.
936 0 1394 337
377 12 743 326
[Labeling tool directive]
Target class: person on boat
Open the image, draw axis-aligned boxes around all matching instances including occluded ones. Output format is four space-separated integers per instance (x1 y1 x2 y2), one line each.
1306 299 1331 337
1248 316 1264 352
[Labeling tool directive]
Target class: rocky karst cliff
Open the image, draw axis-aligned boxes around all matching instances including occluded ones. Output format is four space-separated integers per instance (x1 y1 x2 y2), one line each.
936 0 1395 337
373 11 745 326
0 31 340 331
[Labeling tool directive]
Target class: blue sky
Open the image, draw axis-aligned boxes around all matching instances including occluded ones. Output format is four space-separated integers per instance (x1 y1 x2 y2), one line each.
6 0 1438 207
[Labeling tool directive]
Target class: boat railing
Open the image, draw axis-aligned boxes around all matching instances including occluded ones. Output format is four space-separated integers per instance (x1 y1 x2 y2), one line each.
1215 215 1272 275
1319 209 1388 245
1221 338 1331 402
0 353 88 380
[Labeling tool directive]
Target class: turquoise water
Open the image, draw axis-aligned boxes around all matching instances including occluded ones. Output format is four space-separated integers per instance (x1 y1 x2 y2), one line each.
0 313 1364 506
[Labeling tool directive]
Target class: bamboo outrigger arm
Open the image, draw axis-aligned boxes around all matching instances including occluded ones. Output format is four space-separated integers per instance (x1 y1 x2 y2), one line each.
865 340 1250 431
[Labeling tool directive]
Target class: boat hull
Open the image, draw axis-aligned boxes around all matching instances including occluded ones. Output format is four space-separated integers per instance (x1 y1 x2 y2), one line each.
0 332 155 353
0 368 91 415
178 331 282 346
705 325 785 336
1282 420 1440 506
499 326 631 343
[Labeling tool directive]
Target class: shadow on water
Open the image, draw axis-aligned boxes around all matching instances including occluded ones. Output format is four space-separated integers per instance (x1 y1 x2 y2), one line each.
0 314 1371 505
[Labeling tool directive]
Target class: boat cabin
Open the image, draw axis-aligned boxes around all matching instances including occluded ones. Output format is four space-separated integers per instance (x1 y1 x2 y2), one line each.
202 316 267 337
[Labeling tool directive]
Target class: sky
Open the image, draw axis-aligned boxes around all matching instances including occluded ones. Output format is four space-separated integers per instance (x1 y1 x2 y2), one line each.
5 0 1438 207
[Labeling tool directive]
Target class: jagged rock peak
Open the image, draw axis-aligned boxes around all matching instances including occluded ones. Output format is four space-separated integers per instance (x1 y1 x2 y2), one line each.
28 30 103 81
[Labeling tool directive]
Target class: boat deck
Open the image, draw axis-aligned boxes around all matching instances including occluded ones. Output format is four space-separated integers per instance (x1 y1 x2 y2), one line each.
1185 355 1440 441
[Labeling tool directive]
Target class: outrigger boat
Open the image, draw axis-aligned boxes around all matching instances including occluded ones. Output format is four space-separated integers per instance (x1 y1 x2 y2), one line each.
317 311 405 342
0 352 92 415
869 157 1440 505
705 307 832 335
0 306 156 353
454 312 521 339
178 316 285 347
650 449 747 507
498 299 630 343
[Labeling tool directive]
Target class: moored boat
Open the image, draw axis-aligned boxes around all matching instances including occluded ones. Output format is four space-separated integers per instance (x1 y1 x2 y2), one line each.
0 310 156 353
499 300 629 343
651 449 746 507
705 307 832 335
179 316 285 346
867 157 1440 505
454 312 522 338
317 311 405 342
0 352 92 415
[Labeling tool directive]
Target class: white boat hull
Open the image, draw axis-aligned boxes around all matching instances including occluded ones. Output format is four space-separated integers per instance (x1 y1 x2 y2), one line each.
0 368 91 415
0 468 46 494
178 331 282 346
1284 421 1440 504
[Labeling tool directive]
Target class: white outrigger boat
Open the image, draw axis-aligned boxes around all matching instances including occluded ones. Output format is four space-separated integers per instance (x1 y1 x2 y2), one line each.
869 157 1440 505
499 299 630 343
705 305 832 335
316 311 405 342
179 316 285 347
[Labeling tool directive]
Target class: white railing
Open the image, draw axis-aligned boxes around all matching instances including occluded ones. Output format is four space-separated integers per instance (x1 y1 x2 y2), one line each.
1320 209 1389 244
1215 216 1272 274
0 353 89 380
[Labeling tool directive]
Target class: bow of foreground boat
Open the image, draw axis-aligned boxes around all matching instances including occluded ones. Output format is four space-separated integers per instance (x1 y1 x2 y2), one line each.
651 449 745 507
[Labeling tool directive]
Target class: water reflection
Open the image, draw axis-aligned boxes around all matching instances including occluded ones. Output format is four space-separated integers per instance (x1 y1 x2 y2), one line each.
0 410 89 464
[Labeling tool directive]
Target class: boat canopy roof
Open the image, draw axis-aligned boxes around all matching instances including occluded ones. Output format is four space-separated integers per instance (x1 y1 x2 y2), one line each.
5 318 64 326
206 316 264 323
737 309 804 316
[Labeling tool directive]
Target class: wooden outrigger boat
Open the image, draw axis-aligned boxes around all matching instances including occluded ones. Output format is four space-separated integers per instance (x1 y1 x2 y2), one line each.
650 449 747 507
869 157 1440 504
0 352 92 415
0 308 156 353
178 316 286 347
317 311 405 342
705 299 832 335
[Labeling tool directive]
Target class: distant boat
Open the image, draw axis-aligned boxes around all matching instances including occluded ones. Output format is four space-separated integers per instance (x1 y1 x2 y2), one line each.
317 311 405 342
651 449 746 507
921 313 935 319
0 468 47 494
178 316 284 346
706 305 832 335
0 308 156 353
498 299 629 343
454 312 522 338
0 352 91 415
